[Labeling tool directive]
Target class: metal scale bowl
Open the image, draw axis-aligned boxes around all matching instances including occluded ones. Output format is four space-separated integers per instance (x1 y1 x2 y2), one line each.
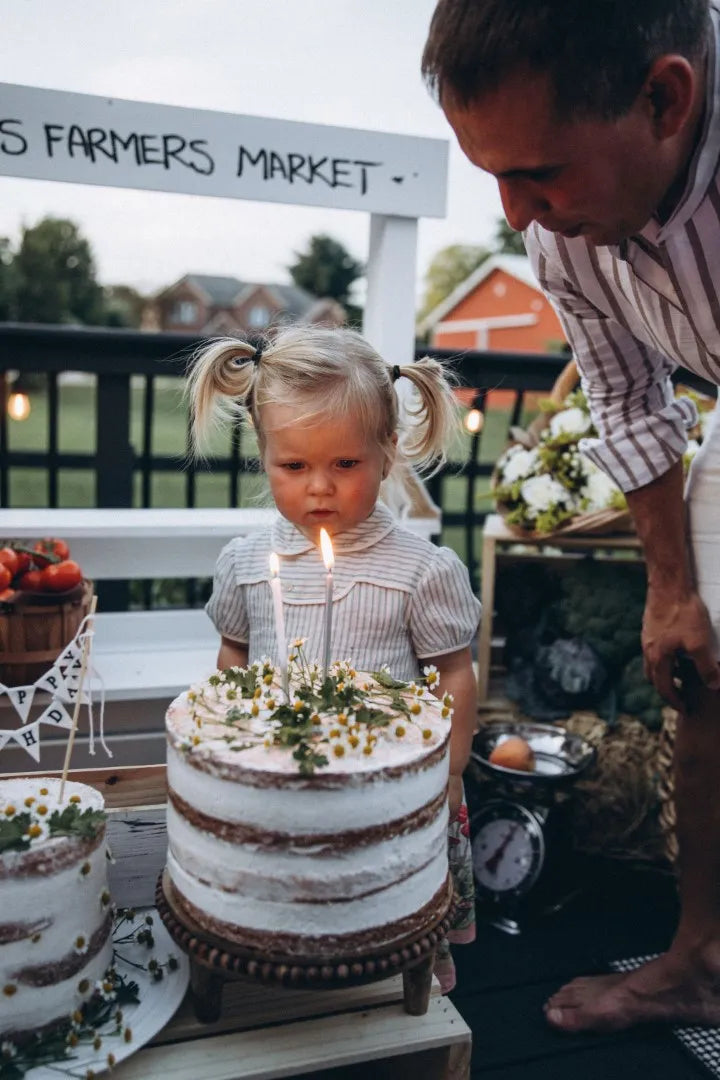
468 721 596 934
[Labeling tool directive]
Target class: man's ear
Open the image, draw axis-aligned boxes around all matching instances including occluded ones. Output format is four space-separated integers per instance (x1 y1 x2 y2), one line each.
643 55 698 139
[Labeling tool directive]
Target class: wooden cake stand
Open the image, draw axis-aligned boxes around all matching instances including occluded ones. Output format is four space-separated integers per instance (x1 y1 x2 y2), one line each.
156 870 454 1020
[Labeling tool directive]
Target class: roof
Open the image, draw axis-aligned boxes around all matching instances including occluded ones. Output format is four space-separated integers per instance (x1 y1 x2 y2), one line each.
158 274 315 316
418 254 542 333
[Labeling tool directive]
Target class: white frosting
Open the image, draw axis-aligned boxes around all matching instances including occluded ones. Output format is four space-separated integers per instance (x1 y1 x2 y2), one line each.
167 798 449 902
0 778 113 1037
166 666 452 950
167 742 448 832
167 847 448 937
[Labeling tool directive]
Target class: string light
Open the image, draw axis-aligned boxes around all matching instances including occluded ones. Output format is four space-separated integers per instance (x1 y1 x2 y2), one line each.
7 389 31 421
464 408 483 434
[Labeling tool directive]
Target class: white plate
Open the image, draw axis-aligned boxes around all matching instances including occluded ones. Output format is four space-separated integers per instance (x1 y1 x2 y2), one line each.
24 908 190 1079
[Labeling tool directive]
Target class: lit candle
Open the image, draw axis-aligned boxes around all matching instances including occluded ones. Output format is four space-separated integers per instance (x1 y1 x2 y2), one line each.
268 552 289 699
320 528 334 681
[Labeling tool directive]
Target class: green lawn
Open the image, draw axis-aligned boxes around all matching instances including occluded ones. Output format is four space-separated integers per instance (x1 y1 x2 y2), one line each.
7 377 536 571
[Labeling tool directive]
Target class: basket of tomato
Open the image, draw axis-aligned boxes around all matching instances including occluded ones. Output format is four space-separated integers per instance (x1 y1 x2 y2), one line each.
0 538 93 686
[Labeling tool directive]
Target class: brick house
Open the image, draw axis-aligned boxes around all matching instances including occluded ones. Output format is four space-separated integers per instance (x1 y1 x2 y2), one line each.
141 274 316 333
418 254 565 353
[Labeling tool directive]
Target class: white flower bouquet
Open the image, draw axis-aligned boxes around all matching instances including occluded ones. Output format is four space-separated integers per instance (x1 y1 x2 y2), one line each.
492 386 630 537
492 364 716 539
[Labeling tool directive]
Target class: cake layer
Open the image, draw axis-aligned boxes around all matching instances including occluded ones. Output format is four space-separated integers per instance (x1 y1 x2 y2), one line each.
167 741 449 833
167 843 447 940
167 795 448 902
2 934 113 1039
0 777 113 1039
169 859 451 959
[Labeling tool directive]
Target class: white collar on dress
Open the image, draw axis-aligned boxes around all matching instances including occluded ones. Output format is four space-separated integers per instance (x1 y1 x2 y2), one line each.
270 502 398 557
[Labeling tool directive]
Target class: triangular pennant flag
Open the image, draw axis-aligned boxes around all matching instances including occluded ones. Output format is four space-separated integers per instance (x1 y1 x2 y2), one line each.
35 666 66 697
56 682 89 706
6 685 36 722
0 730 12 752
57 641 82 668
10 721 41 762
37 700 74 731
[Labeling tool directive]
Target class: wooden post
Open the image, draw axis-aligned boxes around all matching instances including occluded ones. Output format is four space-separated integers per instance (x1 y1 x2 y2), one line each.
402 953 435 1016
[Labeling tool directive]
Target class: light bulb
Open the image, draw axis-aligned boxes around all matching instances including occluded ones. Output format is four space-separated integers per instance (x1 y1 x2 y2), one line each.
8 392 31 421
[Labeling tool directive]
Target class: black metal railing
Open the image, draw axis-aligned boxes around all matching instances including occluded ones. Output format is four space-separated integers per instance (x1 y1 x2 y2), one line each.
1 323 714 600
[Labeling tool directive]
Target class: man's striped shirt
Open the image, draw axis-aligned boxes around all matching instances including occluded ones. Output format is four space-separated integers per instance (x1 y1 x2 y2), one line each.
524 0 720 493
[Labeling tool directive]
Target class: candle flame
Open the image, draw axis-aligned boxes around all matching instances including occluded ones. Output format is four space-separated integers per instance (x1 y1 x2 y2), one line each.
319 528 334 570
269 552 280 577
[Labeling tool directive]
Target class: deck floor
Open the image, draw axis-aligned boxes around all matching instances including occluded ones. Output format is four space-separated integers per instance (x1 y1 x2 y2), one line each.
449 860 713 1078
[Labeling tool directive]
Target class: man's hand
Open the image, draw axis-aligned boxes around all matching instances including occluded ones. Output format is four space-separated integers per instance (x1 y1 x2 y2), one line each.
642 587 720 708
448 773 463 821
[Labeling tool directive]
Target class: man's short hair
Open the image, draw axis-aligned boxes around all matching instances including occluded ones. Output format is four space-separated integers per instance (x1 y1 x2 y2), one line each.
422 0 710 120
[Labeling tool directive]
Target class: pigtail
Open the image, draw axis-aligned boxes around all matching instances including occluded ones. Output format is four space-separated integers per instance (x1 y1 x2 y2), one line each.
393 355 459 475
186 338 260 456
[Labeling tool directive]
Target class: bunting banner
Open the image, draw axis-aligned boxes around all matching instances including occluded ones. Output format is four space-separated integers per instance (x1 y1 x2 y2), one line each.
0 612 110 763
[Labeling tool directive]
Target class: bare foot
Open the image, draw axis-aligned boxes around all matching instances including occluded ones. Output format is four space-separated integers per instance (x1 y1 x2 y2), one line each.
545 951 720 1033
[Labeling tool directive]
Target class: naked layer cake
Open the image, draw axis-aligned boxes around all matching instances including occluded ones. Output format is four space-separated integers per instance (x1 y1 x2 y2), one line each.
0 777 114 1040
165 657 453 959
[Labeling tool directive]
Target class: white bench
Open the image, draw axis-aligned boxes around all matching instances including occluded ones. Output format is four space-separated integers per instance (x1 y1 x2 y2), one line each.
0 507 441 770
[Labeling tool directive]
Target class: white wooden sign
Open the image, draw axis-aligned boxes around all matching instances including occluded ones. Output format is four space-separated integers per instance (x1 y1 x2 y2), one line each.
0 82 448 218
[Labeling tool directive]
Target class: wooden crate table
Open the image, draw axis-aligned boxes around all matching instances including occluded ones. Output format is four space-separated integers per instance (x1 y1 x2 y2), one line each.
10 764 470 1080
476 514 642 704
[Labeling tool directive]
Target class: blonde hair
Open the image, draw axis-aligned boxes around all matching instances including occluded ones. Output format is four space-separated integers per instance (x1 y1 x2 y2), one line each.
187 325 458 516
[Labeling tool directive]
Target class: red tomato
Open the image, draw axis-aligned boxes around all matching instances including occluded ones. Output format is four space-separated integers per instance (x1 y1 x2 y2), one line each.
12 551 32 576
0 548 19 577
0 587 15 603
17 569 45 591
33 538 70 566
0 565 11 591
40 560 83 592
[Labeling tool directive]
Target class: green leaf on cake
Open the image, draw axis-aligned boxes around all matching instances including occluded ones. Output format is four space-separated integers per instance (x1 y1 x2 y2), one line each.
371 669 409 690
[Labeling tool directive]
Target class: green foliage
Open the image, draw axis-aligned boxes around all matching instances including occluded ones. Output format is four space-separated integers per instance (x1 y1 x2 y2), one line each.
13 217 104 325
418 243 489 320
493 217 526 255
0 237 18 320
0 804 106 855
618 655 664 731
288 233 363 305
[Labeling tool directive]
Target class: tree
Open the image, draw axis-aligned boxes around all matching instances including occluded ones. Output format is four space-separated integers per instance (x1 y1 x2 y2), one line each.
418 244 489 321
0 238 18 320
288 234 363 306
102 284 146 328
13 217 104 324
494 217 526 256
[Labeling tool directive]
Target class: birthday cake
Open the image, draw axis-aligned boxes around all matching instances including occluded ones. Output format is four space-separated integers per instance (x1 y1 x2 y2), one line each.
0 778 114 1040
165 655 453 959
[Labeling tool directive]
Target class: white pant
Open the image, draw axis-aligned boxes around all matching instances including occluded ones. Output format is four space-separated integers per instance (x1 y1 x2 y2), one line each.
685 407 720 657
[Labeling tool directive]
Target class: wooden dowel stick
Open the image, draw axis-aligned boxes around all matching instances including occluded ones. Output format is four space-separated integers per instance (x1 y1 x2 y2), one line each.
58 594 98 803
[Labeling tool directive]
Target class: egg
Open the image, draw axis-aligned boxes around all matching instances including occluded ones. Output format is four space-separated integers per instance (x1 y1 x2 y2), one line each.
488 735 535 772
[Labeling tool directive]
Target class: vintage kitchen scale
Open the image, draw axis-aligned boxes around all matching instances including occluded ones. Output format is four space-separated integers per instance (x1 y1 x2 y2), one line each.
468 721 596 934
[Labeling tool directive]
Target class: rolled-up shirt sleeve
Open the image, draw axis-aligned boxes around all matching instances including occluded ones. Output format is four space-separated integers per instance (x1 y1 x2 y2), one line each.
525 225 698 493
409 547 482 659
205 540 250 643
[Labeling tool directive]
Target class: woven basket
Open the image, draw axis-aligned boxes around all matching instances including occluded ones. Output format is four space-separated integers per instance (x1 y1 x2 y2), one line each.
493 357 634 540
657 707 679 866
0 579 93 687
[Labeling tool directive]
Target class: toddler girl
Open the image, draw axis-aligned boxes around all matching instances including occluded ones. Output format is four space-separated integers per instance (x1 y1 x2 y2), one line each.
189 325 481 993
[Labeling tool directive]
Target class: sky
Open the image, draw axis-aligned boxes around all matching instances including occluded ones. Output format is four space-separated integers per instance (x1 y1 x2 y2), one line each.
0 0 505 304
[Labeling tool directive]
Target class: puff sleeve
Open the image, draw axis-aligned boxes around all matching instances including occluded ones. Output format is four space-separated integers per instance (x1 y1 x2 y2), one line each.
205 540 250 643
409 546 481 659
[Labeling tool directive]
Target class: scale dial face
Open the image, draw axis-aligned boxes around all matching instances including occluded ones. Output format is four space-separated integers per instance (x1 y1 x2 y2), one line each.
471 801 545 899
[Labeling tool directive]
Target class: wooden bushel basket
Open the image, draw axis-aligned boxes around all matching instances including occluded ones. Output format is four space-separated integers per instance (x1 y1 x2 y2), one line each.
0 578 93 687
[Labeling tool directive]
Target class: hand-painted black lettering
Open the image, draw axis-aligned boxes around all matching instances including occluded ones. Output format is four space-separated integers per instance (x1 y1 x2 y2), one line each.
237 145 268 177
86 128 114 162
188 139 214 175
331 158 352 189
0 119 27 156
307 154 331 186
139 133 163 165
43 123 65 157
287 152 307 184
353 159 381 196
109 130 141 164
68 124 92 159
269 151 288 180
